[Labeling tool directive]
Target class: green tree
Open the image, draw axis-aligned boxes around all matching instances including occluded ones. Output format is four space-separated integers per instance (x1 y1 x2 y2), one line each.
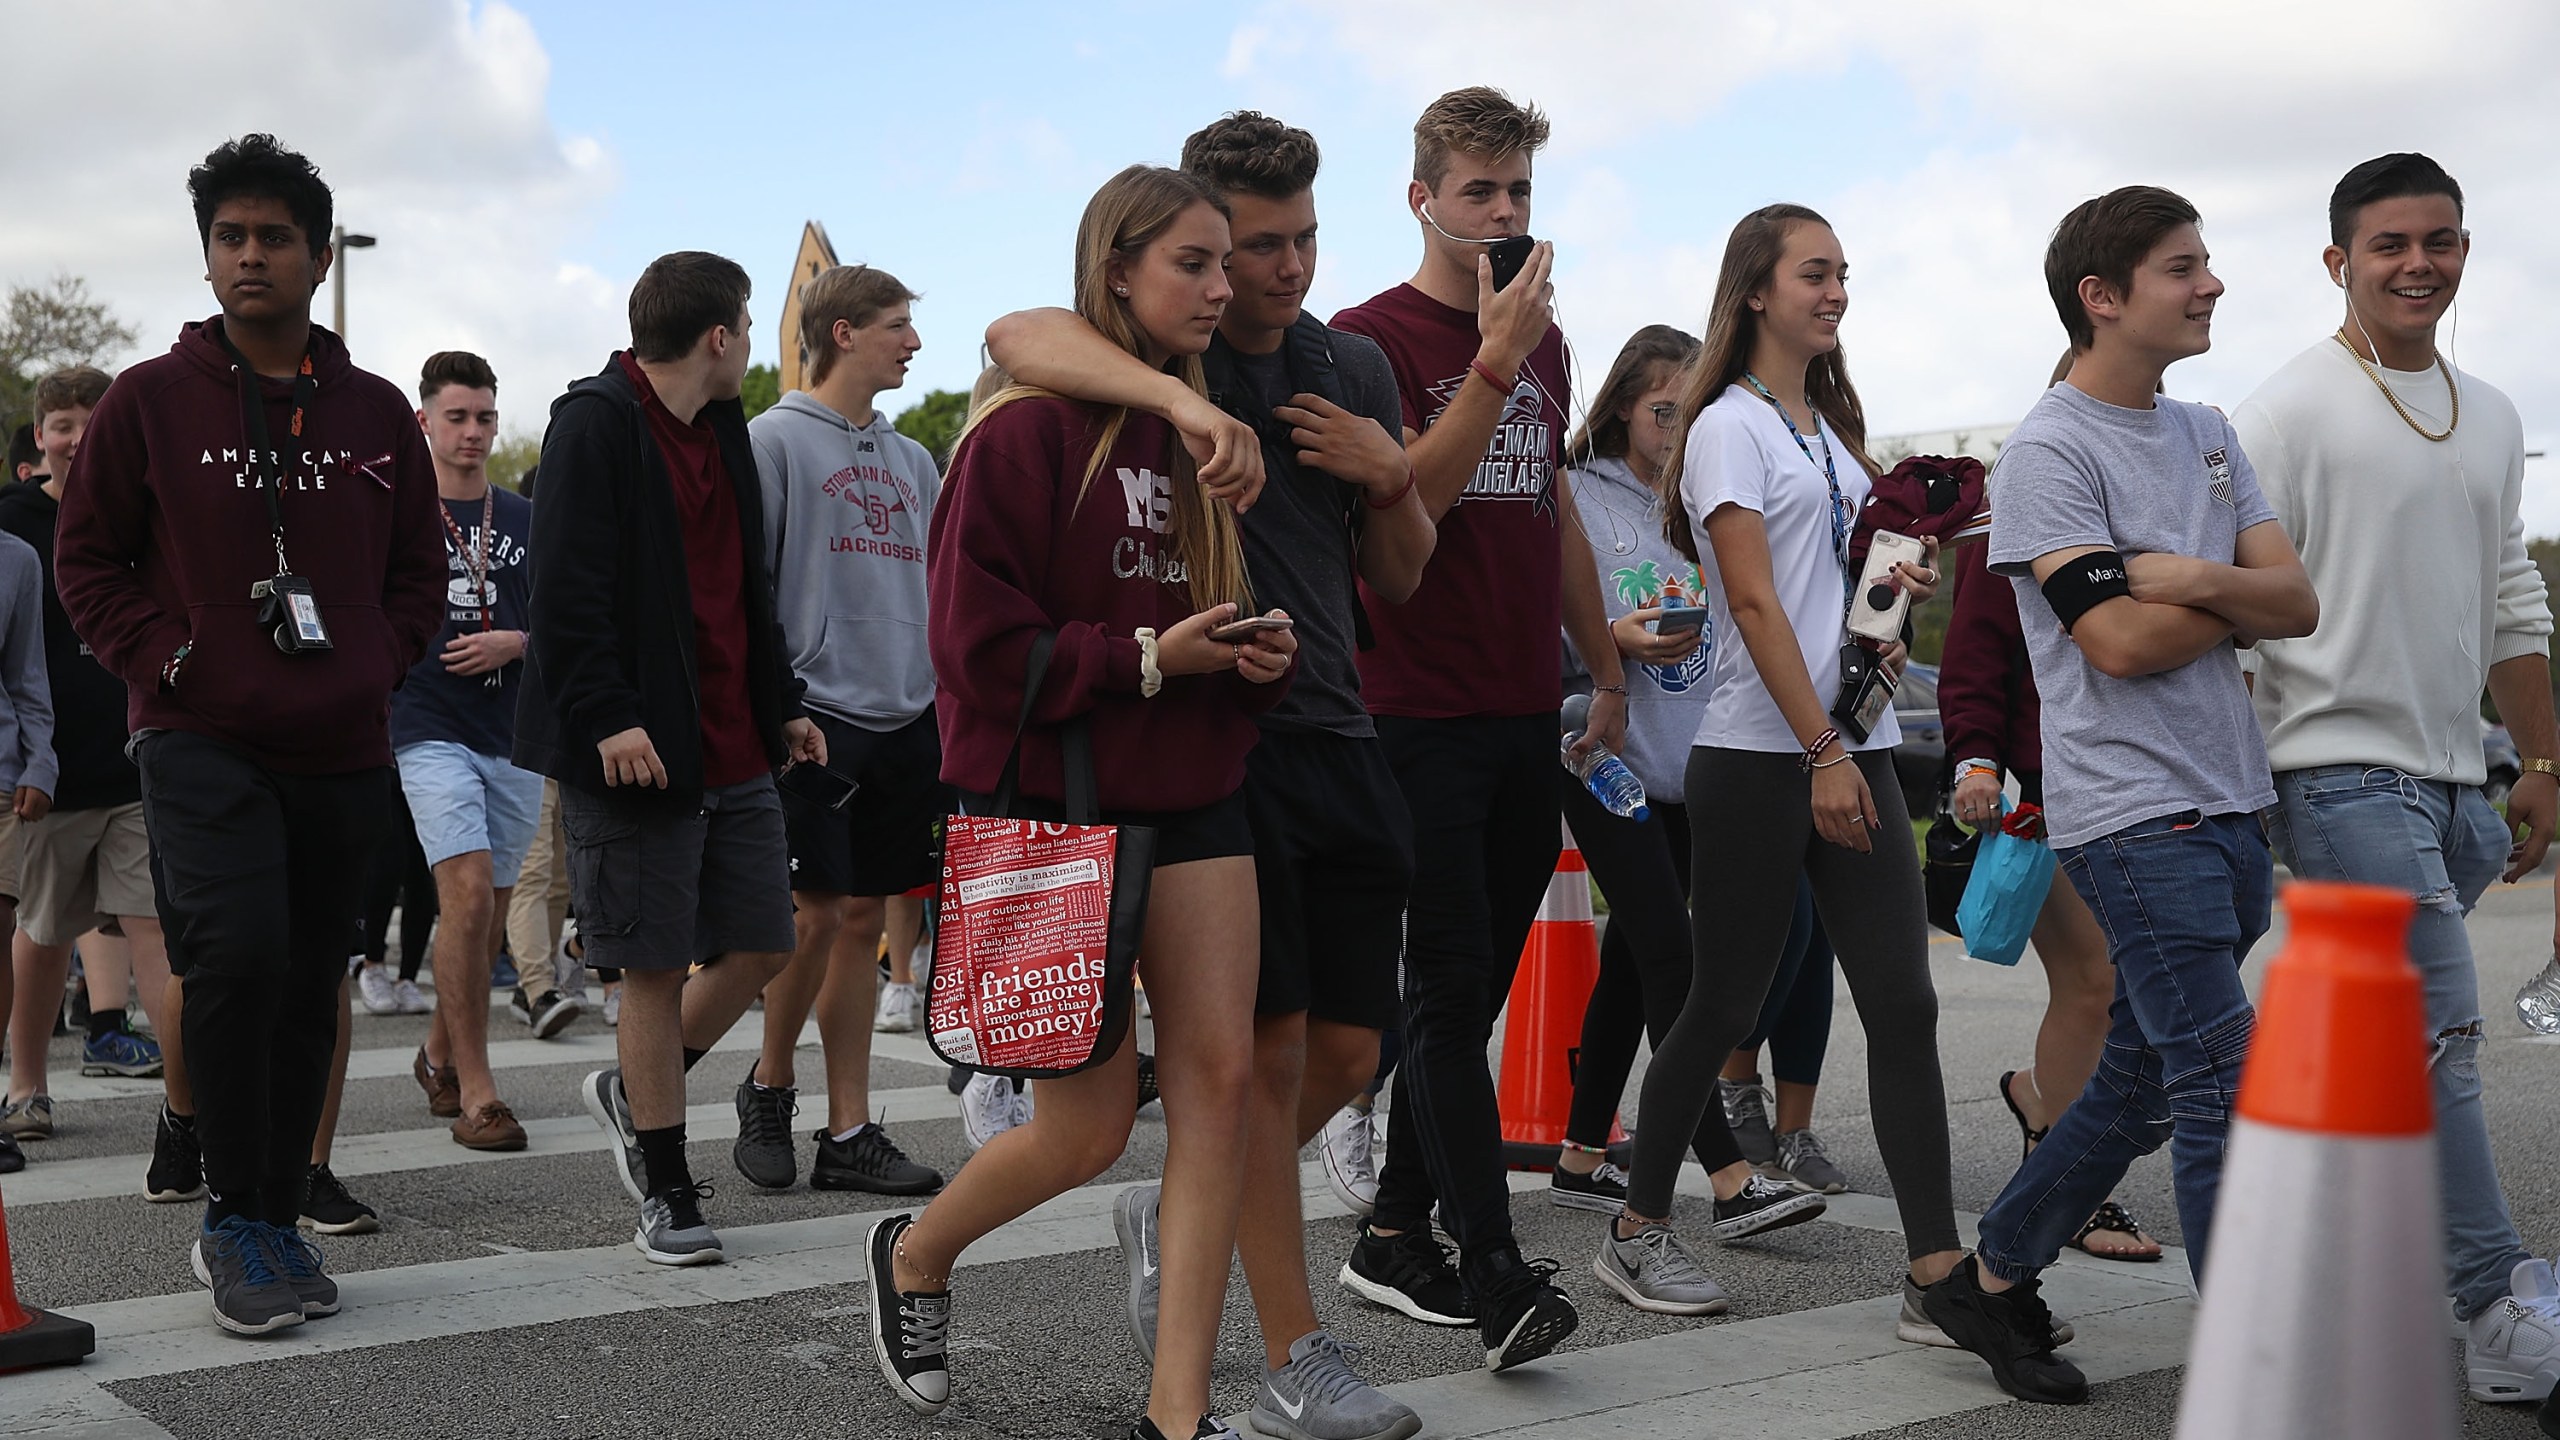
1 274 138 430
487 434 541 493
894 388 971 464
741 363 780 421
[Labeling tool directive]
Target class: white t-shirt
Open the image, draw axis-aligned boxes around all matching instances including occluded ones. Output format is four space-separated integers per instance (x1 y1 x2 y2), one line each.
1679 383 1897 753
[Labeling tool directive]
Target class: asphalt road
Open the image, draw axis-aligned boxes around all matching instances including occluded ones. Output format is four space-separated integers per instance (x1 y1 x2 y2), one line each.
6 874 2558 1439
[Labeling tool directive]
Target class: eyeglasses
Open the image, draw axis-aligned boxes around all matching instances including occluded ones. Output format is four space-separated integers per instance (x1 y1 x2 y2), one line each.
1646 403 1678 427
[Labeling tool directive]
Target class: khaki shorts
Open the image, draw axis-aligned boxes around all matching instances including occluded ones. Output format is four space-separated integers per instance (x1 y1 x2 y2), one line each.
19 801 156 945
0 811 19 904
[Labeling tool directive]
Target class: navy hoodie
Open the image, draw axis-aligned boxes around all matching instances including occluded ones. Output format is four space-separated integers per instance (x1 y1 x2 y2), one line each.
55 318 445 774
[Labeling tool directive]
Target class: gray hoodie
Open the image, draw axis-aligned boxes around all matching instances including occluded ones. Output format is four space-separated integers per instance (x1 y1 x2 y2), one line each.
0 528 56 799
750 391 941 730
1561 456 1712 803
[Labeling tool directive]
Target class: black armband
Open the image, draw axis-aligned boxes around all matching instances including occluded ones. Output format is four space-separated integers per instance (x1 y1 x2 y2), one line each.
2041 550 2130 633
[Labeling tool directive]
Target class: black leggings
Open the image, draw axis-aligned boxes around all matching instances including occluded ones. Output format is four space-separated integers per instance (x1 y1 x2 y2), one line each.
1626 747 1958 1259
1559 794 1744 1174
360 793 437 981
1742 881 1836 1087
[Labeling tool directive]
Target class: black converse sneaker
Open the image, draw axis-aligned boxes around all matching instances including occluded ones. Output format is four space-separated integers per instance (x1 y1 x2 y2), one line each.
1709 1173 1828 1241
1918 1256 2089 1404
867 1214 952 1415
1339 1221 1475 1326
1547 1159 1630 1213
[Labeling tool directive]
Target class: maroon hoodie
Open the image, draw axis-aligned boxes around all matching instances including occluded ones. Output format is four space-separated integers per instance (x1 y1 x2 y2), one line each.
929 396 1287 813
56 318 445 774
1939 537 2041 775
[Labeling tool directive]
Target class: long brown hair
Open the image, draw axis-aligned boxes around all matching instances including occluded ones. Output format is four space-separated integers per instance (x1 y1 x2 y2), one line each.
957 165 1250 611
1662 204 1878 562
1567 324 1700 474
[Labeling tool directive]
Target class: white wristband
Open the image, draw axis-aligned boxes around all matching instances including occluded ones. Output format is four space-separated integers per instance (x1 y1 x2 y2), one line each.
1135 628 1163 699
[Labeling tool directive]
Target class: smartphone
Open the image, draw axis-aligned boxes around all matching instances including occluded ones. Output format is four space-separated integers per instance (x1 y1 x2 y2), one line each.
1487 235 1536 291
1847 529 1928 646
778 761 859 812
1208 615 1296 643
1652 605 1710 637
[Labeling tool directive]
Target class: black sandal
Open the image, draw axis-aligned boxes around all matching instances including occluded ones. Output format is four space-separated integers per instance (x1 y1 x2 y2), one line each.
1997 1070 2048 1163
2068 1200 2162 1263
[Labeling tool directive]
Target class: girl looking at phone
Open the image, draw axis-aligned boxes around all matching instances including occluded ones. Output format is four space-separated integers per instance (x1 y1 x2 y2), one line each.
1597 205 1964 1326
869 164 1296 1440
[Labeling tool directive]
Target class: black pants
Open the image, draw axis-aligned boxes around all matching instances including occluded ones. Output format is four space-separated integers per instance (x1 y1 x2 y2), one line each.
1559 794 1746 1174
360 789 436 980
138 731 394 1226
1372 714 1559 1263
1627 747 1959 1258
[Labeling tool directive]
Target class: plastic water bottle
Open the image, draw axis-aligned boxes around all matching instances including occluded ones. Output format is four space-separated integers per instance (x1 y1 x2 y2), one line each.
2517 956 2560 1034
1559 693 1650 822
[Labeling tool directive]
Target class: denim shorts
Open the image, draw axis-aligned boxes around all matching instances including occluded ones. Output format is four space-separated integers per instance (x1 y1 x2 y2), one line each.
396 740 546 887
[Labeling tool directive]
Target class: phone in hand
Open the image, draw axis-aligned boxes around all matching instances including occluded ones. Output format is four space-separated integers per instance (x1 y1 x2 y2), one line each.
1487 235 1536 291
778 761 859 812
1651 605 1709 637
1208 614 1296 643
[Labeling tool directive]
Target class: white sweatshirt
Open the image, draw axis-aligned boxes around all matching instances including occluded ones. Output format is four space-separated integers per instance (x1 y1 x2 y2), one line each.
2233 338 2550 783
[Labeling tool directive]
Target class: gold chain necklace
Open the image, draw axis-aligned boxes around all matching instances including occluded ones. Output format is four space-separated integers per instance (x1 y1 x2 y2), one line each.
2332 329 2458 442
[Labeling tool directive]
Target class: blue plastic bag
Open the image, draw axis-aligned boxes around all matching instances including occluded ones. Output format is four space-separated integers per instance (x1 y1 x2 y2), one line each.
1955 798 2057 967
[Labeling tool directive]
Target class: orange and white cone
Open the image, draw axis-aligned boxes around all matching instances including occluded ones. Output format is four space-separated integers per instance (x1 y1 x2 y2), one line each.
2174 881 2454 1439
1497 819 1627 1170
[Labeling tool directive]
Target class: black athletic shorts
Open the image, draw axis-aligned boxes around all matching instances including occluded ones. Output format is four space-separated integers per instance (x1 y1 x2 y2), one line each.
1245 729 1414 1028
954 788 1253 868
784 710 950 897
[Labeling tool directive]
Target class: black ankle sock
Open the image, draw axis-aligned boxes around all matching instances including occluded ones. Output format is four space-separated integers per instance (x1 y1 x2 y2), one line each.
637 1124 692 1195
681 1046 708 1073
87 1006 125 1042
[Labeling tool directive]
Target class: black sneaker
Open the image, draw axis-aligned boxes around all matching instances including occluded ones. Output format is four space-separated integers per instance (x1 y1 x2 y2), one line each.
1709 1173 1828 1242
1468 1245 1578 1372
1132 1416 1241 1440
731 1068 799 1190
0 1131 20 1174
1135 1051 1160 1112
813 1123 943 1195
509 985 583 1040
1918 1256 2089 1405
866 1214 952 1415
1338 1221 1475 1327
1546 1160 1630 1213
263 1223 341 1317
145 1104 206 1203
298 1163 381 1236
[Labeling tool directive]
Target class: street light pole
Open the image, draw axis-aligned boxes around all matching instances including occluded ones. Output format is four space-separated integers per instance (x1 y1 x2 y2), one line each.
330 224 378 338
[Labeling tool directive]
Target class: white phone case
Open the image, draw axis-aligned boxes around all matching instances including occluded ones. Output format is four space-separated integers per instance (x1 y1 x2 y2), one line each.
1847 530 1927 645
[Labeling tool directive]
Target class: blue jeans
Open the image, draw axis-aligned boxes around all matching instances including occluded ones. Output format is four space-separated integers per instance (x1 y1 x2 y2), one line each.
2265 765 2526 1320
1976 810 2272 1288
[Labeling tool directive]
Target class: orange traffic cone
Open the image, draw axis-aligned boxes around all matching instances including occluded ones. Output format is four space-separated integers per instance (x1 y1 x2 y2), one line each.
2173 881 2452 1439
1498 820 1629 1171
0 1182 95 1371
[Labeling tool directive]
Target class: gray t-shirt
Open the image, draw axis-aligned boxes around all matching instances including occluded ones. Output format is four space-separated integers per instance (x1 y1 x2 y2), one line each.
1224 329 1403 736
1987 383 2278 849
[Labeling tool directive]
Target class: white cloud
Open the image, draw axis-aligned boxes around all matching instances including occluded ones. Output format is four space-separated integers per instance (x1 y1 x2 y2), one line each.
0 0 620 437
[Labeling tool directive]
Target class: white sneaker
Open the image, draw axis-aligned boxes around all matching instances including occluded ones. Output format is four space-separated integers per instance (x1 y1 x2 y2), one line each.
961 1073 1031 1151
357 966 400 1015
875 982 919 1034
392 978 435 1015
2467 1258 2560 1402
553 930 590 1002
1319 1104 1380 1216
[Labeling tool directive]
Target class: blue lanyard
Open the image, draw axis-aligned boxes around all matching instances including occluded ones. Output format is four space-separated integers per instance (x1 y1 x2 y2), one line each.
1742 373 1852 609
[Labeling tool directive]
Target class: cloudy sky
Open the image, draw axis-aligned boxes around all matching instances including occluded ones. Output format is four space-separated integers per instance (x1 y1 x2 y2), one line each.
10 1 2557 522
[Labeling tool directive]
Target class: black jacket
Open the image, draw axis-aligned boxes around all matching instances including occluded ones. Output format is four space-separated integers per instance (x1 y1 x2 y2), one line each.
0 480 139 810
513 359 804 806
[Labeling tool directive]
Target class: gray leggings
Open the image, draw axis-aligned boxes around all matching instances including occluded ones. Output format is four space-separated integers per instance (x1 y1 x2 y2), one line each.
1626 746 1960 1260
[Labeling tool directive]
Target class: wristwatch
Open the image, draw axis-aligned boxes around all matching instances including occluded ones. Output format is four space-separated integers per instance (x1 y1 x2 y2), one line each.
2524 759 2558 778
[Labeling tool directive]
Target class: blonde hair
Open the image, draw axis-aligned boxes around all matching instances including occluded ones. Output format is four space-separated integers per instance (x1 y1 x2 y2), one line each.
1413 86 1550 193
958 165 1249 612
796 264 920 385
1662 205 1878 563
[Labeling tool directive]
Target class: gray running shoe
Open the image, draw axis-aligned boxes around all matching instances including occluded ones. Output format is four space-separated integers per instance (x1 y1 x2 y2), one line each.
1593 1222 1730 1316
1898 1273 2074 1347
263 1223 341 1317
635 1183 724 1266
1716 1077 1775 1165
582 1067 646 1202
1115 1182 1162 1360
1251 1329 1421 1440
191 1215 305 1335
1773 1128 1849 1194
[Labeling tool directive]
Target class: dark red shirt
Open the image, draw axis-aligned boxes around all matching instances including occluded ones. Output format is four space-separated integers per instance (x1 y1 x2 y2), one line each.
1940 538 2041 774
617 353 765 788
1331 284 1567 719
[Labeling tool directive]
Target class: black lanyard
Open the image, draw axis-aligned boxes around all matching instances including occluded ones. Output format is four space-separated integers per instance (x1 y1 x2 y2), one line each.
1742 372 1851 612
213 325 317 576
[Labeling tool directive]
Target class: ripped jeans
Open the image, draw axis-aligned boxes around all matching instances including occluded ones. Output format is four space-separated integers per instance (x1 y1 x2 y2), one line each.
2267 766 2525 1320
1976 811 2271 1289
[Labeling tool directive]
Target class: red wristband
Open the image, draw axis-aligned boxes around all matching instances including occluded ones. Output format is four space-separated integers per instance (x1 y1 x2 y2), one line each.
1366 465 1418 510
1469 359 1516 395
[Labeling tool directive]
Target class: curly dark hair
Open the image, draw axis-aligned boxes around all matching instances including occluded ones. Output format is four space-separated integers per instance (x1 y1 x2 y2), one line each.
1180 111 1320 200
189 134 332 256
